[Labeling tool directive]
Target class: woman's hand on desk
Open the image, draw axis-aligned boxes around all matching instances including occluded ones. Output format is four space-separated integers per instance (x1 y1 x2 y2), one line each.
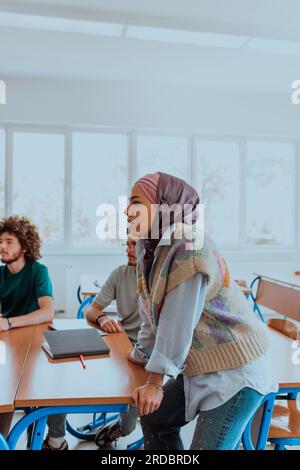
132 384 164 416
98 315 123 333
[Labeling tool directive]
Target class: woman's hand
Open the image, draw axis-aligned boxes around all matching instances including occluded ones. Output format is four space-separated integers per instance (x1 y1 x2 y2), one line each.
98 316 123 333
132 384 164 416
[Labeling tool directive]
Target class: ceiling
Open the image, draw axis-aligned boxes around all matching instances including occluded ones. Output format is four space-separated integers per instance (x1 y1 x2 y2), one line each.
0 0 299 93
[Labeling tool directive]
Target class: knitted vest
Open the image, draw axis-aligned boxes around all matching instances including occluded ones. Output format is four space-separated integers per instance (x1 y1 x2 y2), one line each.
137 222 269 376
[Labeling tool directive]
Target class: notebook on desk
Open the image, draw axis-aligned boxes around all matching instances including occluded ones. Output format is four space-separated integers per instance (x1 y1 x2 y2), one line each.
42 328 110 359
48 319 106 335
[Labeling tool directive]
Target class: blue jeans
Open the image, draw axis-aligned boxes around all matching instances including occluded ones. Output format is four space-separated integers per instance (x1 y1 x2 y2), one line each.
141 375 263 450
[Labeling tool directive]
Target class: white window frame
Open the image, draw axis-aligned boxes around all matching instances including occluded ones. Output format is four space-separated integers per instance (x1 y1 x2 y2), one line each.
0 123 299 259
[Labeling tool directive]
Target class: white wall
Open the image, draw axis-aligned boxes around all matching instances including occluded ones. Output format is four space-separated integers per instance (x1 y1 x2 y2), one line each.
1 76 299 137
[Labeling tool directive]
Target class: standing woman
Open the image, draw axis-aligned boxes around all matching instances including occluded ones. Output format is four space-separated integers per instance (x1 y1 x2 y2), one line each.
126 172 276 450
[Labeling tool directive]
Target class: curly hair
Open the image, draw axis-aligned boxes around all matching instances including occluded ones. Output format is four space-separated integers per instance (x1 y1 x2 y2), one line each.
0 215 42 261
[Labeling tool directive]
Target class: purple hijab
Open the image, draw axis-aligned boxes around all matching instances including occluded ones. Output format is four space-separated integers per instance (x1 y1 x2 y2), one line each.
135 172 200 288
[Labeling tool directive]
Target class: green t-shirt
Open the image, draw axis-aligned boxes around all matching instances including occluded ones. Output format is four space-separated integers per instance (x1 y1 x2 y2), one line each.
0 261 53 318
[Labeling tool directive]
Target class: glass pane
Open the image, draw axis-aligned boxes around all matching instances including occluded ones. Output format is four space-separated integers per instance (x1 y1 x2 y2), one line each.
137 135 189 180
12 132 65 244
196 141 239 244
0 129 5 217
72 133 128 246
247 141 294 246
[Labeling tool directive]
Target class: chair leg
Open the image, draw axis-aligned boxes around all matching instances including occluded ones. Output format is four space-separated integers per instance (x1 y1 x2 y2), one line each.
24 408 35 449
127 437 144 450
274 443 286 450
66 413 120 441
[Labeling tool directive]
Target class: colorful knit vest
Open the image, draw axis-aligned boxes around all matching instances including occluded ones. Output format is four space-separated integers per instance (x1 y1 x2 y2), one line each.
137 223 269 376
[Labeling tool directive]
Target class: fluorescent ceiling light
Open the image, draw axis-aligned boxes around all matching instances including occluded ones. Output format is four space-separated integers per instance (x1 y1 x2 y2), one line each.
244 37 300 55
126 25 248 48
0 11 123 36
1 11 300 55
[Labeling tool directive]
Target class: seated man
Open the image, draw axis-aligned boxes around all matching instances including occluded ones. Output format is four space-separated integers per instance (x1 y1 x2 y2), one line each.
0 215 54 438
42 238 141 450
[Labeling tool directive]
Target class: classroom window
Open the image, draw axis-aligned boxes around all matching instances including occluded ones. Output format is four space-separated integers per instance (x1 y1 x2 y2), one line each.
195 141 240 245
136 135 189 180
0 129 5 217
12 132 65 244
246 141 294 246
72 132 128 246
0 125 298 252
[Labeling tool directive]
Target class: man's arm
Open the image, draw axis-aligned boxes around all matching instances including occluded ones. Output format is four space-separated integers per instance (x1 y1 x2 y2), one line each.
86 301 122 333
86 268 123 333
86 301 104 324
0 296 54 331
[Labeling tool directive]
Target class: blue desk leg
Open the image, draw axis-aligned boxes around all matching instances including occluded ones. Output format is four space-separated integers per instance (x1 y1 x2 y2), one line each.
0 433 9 450
31 416 47 450
7 404 128 450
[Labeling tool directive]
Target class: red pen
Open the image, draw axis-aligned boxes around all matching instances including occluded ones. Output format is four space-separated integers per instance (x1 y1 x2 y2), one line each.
79 354 86 369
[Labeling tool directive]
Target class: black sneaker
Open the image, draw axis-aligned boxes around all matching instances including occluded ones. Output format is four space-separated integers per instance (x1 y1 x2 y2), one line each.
42 436 69 450
95 422 124 449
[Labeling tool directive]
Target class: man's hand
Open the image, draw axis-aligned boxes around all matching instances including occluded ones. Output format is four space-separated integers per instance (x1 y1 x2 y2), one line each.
132 384 164 416
98 316 123 333
0 316 9 332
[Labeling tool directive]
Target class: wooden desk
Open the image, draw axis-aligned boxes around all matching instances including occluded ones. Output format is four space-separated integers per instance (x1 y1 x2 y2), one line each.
15 320 147 408
0 326 36 413
4 322 300 450
15 325 296 407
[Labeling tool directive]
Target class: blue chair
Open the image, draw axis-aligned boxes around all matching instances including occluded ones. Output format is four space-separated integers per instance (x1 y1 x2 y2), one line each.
243 390 300 451
268 391 300 450
250 276 266 323
77 296 94 319
0 432 9 450
246 276 300 450
77 285 83 304
243 392 277 450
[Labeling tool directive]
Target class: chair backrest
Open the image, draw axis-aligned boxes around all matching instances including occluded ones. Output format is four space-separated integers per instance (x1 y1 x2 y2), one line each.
77 285 83 304
254 277 300 324
77 296 95 319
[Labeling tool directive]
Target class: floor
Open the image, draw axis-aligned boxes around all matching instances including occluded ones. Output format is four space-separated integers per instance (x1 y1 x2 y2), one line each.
12 411 197 450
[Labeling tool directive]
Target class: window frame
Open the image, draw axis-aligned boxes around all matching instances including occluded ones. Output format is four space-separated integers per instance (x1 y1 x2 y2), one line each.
0 123 298 257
